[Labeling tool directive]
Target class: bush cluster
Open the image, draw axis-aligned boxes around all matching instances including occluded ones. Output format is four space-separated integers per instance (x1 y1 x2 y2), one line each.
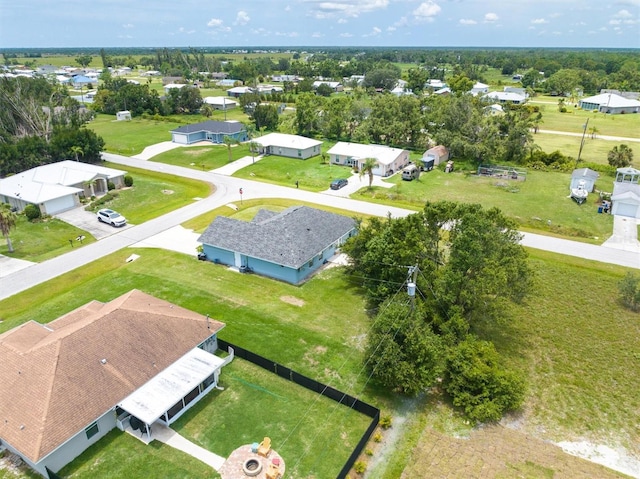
124 175 134 187
85 191 119 210
24 204 41 221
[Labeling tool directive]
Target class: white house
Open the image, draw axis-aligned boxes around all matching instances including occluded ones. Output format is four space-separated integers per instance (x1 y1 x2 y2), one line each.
327 142 410 177
0 161 126 215
116 110 131 121
164 83 188 93
0 290 230 477
470 82 489 96
312 81 343 92
203 96 238 110
483 91 527 105
227 86 254 97
579 93 640 115
253 133 322 159
611 167 640 219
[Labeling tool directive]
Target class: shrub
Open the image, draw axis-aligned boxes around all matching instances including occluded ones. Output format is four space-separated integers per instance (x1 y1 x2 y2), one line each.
619 273 640 312
365 448 373 456
373 432 382 442
24 204 41 221
107 181 115 191
443 336 525 423
124 175 134 187
379 415 392 429
354 461 367 475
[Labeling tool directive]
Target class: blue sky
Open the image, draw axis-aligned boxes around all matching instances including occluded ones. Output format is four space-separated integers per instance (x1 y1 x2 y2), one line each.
1 0 639 49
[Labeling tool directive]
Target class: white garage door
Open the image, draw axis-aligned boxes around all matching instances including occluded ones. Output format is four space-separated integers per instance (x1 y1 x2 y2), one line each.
172 133 189 144
44 195 76 215
615 202 639 218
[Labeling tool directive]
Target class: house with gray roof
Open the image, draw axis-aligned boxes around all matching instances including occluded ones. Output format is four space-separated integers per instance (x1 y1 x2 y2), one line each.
170 120 247 145
198 206 357 284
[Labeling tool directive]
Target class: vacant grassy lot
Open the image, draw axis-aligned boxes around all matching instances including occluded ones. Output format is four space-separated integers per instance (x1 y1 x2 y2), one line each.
352 164 615 242
150 143 252 170
531 98 640 138
534 133 622 166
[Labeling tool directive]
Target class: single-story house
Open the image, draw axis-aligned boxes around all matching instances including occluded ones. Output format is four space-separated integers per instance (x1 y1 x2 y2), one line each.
170 120 247 145
579 93 640 115
203 96 238 110
312 81 343 92
327 142 410 177
484 104 505 116
253 133 322 159
164 83 188 93
217 78 239 87
433 87 451 96
0 290 229 477
422 145 449 167
256 84 284 95
427 79 446 89
611 167 640 219
227 86 254 98
70 75 93 87
470 82 489 96
570 168 599 192
483 91 527 104
198 206 357 284
116 110 131 121
0 160 126 215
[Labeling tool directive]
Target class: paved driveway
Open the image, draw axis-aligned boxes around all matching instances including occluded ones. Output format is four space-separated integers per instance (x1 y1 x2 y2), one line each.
55 206 134 240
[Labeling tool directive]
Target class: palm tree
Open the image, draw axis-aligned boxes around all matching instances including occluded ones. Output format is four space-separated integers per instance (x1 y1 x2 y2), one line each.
249 141 259 163
0 203 17 253
608 144 634 168
223 136 239 163
359 157 377 189
589 126 599 139
70 145 84 162
201 104 214 118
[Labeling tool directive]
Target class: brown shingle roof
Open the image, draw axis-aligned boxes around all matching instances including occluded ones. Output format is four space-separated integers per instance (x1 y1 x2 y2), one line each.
0 290 224 463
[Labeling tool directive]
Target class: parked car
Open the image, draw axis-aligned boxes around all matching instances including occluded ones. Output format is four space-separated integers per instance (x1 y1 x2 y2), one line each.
330 178 348 190
97 208 127 227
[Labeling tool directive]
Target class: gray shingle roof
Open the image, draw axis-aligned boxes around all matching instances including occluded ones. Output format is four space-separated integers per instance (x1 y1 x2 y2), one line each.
171 120 245 135
198 206 356 268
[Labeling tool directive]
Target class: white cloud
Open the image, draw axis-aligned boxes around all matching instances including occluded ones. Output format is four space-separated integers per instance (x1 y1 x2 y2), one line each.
616 0 640 5
613 9 633 18
122 23 134 29
311 32 324 37
338 18 347 24
339 32 354 37
235 11 250 26
284 4 291 11
207 18 223 27
459 18 477 25
531 18 548 24
387 26 396 32
413 1 441 21
610 19 622 24
363 26 382 36
484 13 499 23
275 31 299 37
309 0 389 19
177 27 195 34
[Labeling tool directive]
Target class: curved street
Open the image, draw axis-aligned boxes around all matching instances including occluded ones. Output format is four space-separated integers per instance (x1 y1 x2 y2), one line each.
0 152 638 301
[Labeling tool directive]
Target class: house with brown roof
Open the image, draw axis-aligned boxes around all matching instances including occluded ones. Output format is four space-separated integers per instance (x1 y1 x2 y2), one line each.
0 290 228 477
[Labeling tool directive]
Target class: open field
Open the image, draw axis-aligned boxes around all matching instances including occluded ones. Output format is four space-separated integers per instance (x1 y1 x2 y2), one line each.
150 143 253 170
534 133 622 165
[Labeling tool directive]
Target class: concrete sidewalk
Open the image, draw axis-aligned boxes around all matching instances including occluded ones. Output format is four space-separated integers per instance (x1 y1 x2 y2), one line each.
152 423 226 470
0 255 34 278
212 155 263 175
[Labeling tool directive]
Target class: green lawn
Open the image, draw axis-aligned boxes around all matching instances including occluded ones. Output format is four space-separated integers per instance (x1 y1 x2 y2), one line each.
150 144 252 170
533 132 620 166
172 359 371 478
59 430 220 479
352 164 615 242
0 215 96 261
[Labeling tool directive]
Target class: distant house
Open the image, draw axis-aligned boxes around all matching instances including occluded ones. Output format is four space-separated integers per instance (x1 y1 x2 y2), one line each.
611 167 640 219
164 83 188 93
484 104 505 116
422 145 449 168
483 91 527 105
570 168 599 192
217 78 239 87
312 81 343 92
0 160 126 215
227 86 254 98
579 93 640 115
198 206 357 284
170 120 247 145
433 87 451 96
0 290 228 477
256 84 284 95
470 82 489 95
203 96 238 110
253 133 322 159
327 142 410 177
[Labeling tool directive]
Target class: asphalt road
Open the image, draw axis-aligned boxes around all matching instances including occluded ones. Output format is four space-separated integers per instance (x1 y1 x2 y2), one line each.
0 153 638 301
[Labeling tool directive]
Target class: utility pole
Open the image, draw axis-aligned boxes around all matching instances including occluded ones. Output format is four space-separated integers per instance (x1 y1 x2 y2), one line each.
576 117 589 169
407 264 419 310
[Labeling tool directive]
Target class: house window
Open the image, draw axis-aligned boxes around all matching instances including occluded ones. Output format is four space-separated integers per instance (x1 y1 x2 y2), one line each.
85 421 99 440
298 150 302 157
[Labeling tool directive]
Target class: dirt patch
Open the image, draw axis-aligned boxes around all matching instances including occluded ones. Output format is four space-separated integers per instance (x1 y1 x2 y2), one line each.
400 424 633 478
182 148 211 156
162 189 174 195
280 295 305 307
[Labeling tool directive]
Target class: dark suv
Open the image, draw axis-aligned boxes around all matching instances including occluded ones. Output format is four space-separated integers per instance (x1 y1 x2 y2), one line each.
330 178 348 190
